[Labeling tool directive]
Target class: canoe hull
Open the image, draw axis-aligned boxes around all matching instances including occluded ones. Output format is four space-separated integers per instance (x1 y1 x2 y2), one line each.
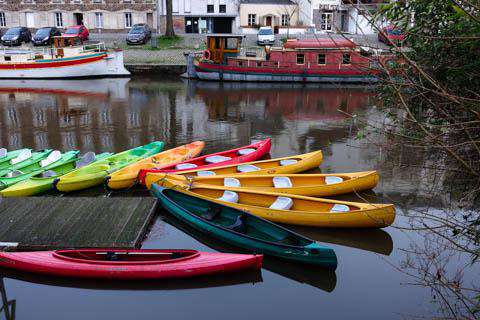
0 249 263 280
152 185 337 267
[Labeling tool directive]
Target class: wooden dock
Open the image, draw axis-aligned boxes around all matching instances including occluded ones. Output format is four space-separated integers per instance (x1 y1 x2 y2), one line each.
0 197 157 250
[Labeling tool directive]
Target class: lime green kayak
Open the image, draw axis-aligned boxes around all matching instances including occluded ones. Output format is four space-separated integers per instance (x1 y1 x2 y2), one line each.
0 152 112 197
0 149 53 178
55 142 165 192
0 150 80 191
0 148 32 170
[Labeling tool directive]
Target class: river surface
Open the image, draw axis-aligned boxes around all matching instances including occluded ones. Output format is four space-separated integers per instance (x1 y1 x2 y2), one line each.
0 77 477 320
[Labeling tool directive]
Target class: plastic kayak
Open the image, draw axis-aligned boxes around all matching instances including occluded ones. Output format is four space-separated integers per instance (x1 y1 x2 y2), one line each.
0 152 112 197
55 141 164 192
0 249 263 280
106 141 205 190
161 171 379 197
0 148 31 168
0 150 79 190
138 139 271 184
152 185 337 268
0 149 52 177
156 179 395 228
144 151 323 189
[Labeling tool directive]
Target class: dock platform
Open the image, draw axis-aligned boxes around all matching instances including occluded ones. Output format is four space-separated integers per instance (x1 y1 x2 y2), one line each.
0 197 157 250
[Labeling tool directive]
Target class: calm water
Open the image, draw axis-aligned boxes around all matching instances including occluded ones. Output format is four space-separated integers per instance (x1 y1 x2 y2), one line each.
0 77 477 319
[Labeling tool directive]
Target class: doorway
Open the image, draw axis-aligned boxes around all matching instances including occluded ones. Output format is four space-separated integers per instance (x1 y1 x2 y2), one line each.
74 12 84 25
25 12 34 28
147 13 153 28
266 16 272 26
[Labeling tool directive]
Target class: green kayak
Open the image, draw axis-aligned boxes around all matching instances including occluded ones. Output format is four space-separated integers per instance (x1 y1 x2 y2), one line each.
0 150 80 191
0 149 53 178
55 142 164 192
0 152 112 197
0 148 31 170
152 184 338 268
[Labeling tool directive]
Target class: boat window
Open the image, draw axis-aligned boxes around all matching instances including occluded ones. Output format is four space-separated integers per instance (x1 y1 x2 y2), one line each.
257 61 261 67
215 37 222 49
342 53 351 65
317 53 326 65
4 56 11 61
238 61 243 66
226 38 238 50
296 53 305 65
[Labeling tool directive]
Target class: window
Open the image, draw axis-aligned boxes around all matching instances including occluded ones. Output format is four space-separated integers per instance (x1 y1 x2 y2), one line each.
281 14 289 26
320 12 333 31
219 4 226 13
125 12 132 28
95 12 103 28
92 0 102 3
207 5 214 13
342 53 351 64
247 14 256 26
296 53 305 65
54 12 63 27
317 53 326 65
0 12 5 27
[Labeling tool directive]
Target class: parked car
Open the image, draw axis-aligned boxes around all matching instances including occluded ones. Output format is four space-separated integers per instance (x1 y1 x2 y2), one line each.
62 25 89 41
1 27 31 46
257 27 275 46
378 26 405 45
126 24 152 45
32 27 62 46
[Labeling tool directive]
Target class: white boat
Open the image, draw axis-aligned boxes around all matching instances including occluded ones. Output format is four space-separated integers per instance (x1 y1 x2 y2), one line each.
0 36 130 79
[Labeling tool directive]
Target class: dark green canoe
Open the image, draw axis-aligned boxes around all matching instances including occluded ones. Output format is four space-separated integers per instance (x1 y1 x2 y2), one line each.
152 184 338 268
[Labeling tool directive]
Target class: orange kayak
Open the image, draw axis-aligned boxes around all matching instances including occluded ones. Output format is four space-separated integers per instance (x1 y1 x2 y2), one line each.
106 141 205 189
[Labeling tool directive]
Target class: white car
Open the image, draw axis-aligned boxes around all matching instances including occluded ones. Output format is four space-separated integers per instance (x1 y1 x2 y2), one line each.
257 27 275 46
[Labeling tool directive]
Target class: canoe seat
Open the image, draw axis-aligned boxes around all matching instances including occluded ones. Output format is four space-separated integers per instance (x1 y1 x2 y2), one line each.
175 163 198 170
279 159 298 166
325 176 344 185
75 152 97 168
237 148 256 156
227 215 247 234
224 178 241 187
269 197 293 210
237 164 260 173
205 155 232 164
0 148 6 158
217 191 239 203
330 204 350 212
197 170 216 176
5 170 23 178
273 177 292 188
41 170 58 178
40 150 61 167
10 149 32 165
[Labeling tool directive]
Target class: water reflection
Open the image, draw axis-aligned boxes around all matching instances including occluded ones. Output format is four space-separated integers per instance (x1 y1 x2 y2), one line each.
162 214 337 292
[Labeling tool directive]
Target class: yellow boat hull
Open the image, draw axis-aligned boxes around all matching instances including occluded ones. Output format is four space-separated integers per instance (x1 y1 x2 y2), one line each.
157 179 395 228
163 171 379 197
145 151 323 190
107 141 205 190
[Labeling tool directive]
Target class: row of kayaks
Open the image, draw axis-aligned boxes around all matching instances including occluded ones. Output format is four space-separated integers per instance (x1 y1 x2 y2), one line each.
0 138 396 278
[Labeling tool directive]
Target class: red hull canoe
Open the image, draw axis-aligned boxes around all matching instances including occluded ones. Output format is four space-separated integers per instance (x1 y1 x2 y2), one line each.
138 138 271 184
0 249 263 280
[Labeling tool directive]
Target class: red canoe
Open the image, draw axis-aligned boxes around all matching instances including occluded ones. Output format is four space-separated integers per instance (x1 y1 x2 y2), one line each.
138 138 271 184
0 249 263 280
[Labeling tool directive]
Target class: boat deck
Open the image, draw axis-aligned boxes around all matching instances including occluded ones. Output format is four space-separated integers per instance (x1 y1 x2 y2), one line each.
0 197 157 250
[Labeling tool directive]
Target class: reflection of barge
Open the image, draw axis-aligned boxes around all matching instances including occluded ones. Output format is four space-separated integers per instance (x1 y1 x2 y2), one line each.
185 35 388 83
0 36 130 79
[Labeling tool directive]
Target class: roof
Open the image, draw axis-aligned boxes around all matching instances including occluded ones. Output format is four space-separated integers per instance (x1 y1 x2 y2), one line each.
283 38 357 49
241 0 295 4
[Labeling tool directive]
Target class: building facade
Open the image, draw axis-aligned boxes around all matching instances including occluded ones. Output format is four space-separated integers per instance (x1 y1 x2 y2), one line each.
0 0 157 33
157 0 239 34
239 0 306 35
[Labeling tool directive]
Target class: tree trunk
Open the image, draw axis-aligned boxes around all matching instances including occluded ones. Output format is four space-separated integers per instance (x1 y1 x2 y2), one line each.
165 0 175 37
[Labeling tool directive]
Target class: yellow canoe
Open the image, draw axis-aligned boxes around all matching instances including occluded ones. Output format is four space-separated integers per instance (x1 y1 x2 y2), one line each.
107 141 205 190
159 171 379 197
145 150 323 189
156 179 395 228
